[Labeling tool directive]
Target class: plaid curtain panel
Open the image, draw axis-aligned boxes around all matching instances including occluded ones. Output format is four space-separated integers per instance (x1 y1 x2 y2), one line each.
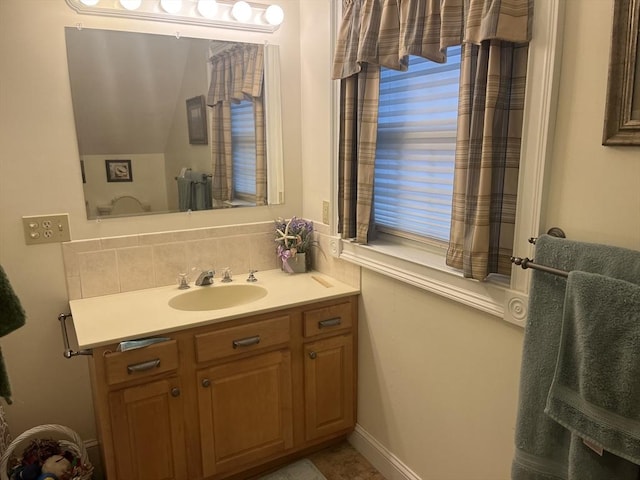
445 41 529 279
338 64 381 242
210 101 233 203
253 96 267 206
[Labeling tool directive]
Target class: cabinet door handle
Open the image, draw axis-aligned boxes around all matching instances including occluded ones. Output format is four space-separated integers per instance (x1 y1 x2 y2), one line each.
127 358 160 374
232 335 261 349
309 351 317 360
202 378 211 388
171 387 180 397
318 317 341 328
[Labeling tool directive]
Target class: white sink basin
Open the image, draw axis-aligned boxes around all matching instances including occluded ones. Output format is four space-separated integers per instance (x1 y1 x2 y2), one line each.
168 284 268 311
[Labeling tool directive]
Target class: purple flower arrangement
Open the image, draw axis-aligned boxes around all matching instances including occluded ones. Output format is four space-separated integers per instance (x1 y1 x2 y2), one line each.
275 217 316 272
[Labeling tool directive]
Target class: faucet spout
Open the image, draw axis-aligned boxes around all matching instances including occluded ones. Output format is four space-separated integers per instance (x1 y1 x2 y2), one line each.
195 270 215 286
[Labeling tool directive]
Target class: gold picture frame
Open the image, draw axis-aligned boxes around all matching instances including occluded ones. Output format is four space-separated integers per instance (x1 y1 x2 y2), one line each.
602 0 640 145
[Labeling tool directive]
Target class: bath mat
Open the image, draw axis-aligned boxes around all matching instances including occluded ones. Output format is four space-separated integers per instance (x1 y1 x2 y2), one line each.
258 459 327 480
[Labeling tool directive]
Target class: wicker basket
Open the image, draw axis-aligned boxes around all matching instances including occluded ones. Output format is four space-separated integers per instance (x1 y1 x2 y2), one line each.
0 424 93 480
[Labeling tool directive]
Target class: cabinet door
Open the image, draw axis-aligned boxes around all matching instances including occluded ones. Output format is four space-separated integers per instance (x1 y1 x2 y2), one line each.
108 377 187 480
304 334 355 441
198 350 293 477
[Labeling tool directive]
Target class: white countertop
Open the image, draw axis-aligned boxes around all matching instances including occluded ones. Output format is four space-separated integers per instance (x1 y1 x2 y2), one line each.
69 270 360 349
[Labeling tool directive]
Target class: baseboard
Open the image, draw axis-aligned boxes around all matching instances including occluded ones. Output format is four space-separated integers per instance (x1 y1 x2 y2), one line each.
84 438 99 449
348 424 421 480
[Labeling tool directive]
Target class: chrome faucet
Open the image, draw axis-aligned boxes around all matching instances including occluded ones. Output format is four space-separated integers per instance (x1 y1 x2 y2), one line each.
195 270 215 286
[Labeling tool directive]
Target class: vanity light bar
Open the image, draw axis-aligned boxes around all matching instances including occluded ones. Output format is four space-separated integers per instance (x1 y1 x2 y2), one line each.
67 0 283 33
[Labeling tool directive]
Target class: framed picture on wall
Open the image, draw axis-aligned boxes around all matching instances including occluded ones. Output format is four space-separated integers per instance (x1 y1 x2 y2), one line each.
105 159 133 182
186 95 208 145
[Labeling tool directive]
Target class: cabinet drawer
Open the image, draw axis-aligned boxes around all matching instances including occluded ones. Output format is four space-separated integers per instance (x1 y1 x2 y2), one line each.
195 316 290 363
303 302 352 337
103 340 179 386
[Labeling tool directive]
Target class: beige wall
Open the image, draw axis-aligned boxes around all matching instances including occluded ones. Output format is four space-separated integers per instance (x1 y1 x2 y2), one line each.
545 0 640 248
357 271 523 479
300 0 334 221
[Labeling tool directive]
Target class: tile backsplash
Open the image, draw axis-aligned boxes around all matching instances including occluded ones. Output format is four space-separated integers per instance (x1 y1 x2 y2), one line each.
62 221 360 300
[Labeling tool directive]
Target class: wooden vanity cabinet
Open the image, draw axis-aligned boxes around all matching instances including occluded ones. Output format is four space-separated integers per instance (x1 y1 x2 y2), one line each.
88 340 188 480
87 295 358 480
194 316 294 477
302 301 356 441
108 376 188 480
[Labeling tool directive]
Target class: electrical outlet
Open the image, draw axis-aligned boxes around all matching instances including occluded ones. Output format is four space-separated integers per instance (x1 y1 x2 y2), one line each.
23 214 71 245
322 201 330 224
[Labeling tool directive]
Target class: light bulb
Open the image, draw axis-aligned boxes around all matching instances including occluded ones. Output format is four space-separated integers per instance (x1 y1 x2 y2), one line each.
160 0 182 14
80 0 100 6
231 1 252 22
264 5 284 26
119 0 141 10
197 0 218 18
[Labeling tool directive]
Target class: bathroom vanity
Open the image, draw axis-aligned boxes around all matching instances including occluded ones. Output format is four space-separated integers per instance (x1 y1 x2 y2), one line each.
69 271 359 480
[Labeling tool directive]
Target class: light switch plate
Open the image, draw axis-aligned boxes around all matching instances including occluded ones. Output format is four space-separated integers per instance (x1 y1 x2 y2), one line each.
22 214 71 245
322 201 330 224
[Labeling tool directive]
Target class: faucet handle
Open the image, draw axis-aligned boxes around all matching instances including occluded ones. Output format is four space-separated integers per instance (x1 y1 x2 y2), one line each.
221 267 233 283
177 273 190 290
246 270 258 282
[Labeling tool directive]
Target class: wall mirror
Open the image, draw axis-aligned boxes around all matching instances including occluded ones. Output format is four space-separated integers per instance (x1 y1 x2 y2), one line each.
65 27 284 219
602 0 640 145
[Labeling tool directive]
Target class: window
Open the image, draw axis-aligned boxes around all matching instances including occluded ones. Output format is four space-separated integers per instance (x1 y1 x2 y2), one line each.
231 100 256 201
373 47 461 244
333 0 564 323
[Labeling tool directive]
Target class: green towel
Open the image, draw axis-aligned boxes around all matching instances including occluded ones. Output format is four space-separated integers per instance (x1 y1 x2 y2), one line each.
545 272 640 466
0 265 26 404
512 235 640 480
177 176 193 212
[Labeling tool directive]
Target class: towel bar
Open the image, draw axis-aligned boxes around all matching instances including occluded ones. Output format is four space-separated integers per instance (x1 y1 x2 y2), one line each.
510 256 569 278
58 313 92 359
512 227 569 278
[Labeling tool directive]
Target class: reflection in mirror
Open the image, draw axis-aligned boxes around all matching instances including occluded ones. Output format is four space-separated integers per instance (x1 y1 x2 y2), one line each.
64 27 284 219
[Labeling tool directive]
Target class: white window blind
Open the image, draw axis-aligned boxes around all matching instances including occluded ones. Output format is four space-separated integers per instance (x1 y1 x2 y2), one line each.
373 47 461 243
231 100 256 198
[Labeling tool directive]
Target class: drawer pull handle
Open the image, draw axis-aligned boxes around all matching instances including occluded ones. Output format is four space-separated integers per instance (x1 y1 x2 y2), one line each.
309 351 317 360
127 358 160 374
232 335 261 349
202 378 211 388
318 317 341 328
171 387 180 397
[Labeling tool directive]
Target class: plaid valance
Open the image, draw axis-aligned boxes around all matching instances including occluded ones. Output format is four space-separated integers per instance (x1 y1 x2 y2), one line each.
332 0 533 79
207 44 264 106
